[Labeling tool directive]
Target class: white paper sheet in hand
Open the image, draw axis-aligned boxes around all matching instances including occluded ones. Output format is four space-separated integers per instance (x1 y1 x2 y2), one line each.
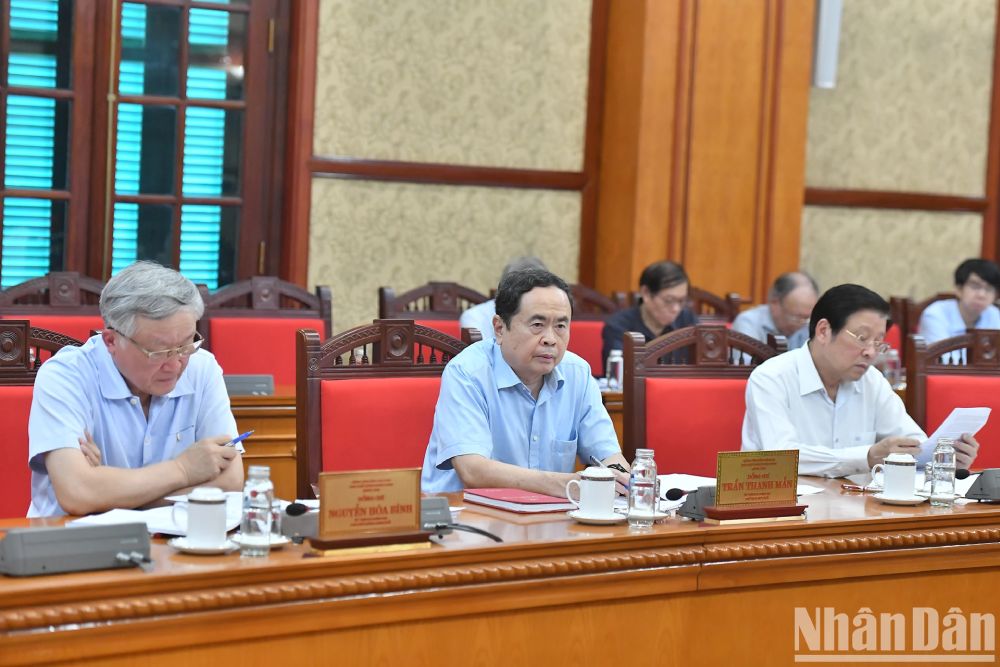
919 407 991 461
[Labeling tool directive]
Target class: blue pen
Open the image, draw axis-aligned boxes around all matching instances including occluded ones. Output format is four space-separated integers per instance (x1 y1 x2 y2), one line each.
225 429 254 447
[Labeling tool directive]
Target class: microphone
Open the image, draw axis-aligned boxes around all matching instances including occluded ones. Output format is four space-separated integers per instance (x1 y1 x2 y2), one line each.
956 469 971 480
285 502 310 517
664 488 689 502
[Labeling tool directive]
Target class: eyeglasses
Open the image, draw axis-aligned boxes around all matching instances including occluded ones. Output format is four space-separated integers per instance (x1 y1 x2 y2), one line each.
110 328 203 363
963 278 997 295
840 328 890 355
651 293 690 309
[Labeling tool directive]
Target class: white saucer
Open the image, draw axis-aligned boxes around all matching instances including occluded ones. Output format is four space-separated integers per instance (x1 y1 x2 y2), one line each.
168 537 238 555
873 493 927 506
568 510 626 525
231 533 292 550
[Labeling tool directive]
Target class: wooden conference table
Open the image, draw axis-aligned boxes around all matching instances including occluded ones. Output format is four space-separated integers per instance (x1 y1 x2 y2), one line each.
2 477 1000 665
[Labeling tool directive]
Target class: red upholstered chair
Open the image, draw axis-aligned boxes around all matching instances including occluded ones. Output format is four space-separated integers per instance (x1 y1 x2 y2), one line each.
378 281 489 339
568 283 621 376
0 272 104 341
906 329 1000 470
199 277 332 389
296 319 481 498
0 320 83 518
623 325 786 476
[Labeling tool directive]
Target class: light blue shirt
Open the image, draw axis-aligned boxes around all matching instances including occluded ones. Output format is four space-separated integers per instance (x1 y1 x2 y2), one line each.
459 299 497 341
732 304 809 350
919 299 1000 344
27 335 239 517
421 340 621 493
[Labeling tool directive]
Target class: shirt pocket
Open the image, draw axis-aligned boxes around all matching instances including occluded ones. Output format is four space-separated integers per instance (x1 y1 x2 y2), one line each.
172 424 196 450
552 438 578 472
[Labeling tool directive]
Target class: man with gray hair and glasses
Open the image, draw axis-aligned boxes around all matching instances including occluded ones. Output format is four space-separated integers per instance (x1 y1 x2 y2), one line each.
732 271 819 350
27 261 243 517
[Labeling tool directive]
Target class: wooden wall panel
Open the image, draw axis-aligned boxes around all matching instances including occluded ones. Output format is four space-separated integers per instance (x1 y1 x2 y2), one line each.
683 0 768 298
593 0 814 303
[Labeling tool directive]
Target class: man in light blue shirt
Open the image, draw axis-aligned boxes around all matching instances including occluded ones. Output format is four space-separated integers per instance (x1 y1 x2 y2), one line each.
919 258 1000 344
28 261 243 517
732 272 818 351
422 268 628 495
458 256 547 342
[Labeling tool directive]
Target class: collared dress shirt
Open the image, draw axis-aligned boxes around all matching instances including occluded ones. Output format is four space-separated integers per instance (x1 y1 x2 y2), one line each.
918 299 1000 344
421 340 621 493
732 304 809 350
600 305 698 369
741 345 925 477
28 335 239 517
459 299 497 342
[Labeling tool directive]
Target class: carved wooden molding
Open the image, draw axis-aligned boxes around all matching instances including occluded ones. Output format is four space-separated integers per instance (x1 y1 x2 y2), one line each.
704 526 1000 562
0 546 702 633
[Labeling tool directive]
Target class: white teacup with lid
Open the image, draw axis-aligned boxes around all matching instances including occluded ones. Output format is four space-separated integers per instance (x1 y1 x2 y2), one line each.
172 486 228 548
566 466 617 518
871 452 917 499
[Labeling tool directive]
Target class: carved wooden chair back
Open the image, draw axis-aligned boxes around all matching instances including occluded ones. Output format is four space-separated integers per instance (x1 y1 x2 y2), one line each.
0 320 83 518
623 325 786 475
199 276 332 388
0 272 104 341
906 330 1000 469
296 319 481 498
378 282 489 340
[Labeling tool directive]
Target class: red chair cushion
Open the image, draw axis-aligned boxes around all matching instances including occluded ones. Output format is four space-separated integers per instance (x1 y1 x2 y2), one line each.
0 386 33 518
0 314 103 342
925 375 1000 469
320 376 441 471
568 320 603 376
209 317 324 388
884 323 901 352
644 377 747 477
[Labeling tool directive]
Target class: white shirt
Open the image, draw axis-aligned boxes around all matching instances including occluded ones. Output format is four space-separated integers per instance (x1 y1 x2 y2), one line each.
741 345 925 477
459 299 497 341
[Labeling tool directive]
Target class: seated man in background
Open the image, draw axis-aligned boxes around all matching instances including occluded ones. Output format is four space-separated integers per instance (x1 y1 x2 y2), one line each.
919 258 1000 344
601 260 697 368
732 271 818 350
422 268 629 495
459 256 547 341
742 283 979 477
28 261 243 517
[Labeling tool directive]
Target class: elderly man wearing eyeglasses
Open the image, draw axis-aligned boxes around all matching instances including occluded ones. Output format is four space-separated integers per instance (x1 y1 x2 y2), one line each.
732 272 819 350
742 283 979 477
27 261 242 517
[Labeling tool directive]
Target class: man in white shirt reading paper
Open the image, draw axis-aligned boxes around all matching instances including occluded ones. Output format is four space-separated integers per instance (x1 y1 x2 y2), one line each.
742 283 979 477
422 268 630 496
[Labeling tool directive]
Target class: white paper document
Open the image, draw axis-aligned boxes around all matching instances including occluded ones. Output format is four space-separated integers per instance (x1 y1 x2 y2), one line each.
920 407 991 460
69 492 242 536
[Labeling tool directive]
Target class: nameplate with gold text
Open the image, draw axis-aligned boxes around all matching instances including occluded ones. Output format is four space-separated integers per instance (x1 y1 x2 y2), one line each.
318 468 421 539
714 450 799 507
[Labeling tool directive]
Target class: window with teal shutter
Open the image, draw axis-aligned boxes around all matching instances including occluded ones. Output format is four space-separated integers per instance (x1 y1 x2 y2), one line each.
1 0 278 290
0 0 67 288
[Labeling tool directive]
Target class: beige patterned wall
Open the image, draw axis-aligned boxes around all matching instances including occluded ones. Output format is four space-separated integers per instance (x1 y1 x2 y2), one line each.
313 0 591 171
806 0 996 196
801 207 983 300
309 179 581 332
